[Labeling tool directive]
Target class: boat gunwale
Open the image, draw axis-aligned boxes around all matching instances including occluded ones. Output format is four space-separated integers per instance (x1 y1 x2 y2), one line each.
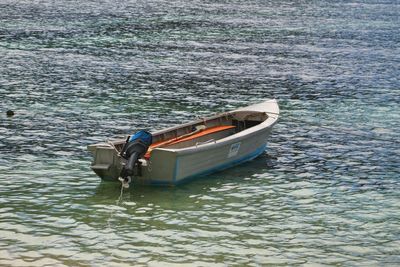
89 99 279 153
152 99 279 155
155 117 277 156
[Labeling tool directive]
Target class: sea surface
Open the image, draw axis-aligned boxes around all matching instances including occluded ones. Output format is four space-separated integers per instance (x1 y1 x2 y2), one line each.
1 0 399 266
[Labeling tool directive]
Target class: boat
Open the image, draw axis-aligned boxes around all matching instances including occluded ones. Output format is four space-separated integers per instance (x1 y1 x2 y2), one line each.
87 99 279 186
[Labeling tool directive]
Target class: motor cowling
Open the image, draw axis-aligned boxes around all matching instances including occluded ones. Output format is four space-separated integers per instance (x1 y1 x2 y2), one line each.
120 130 152 179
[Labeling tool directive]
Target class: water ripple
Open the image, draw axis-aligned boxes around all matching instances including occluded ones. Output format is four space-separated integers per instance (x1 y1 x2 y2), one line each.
1 0 400 265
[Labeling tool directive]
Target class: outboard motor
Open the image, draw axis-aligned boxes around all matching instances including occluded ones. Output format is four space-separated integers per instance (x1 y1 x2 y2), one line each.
120 130 152 184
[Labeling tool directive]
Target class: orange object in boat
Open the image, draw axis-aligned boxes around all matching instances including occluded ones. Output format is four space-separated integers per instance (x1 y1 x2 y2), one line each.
144 125 236 159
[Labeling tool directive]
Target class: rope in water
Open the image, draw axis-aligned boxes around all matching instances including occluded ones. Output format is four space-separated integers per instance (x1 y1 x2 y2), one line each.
105 183 125 229
116 182 125 205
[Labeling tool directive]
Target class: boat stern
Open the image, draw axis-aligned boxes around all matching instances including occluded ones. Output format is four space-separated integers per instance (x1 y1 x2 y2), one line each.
87 143 122 181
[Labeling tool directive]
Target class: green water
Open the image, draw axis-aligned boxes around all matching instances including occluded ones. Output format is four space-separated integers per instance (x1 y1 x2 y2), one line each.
1 0 399 266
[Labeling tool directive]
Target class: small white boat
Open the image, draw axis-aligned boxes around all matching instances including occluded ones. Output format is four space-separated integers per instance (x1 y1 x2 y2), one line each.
88 99 279 186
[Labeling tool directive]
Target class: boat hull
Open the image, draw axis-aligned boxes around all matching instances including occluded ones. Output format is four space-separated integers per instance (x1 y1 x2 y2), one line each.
88 100 279 186
140 127 272 185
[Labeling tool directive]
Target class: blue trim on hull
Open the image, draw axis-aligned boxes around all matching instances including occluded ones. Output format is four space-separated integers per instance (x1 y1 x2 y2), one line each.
150 144 267 186
172 157 179 184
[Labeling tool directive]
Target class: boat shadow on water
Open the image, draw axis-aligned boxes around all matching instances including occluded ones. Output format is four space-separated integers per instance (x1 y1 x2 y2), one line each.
95 152 276 192
92 151 278 201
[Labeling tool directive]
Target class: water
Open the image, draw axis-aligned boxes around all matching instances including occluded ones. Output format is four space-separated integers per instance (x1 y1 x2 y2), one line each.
1 0 399 265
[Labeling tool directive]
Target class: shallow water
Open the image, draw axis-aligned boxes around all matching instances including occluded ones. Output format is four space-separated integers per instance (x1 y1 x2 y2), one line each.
1 0 399 266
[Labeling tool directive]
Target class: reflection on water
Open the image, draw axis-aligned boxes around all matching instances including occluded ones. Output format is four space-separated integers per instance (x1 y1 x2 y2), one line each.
1 0 399 265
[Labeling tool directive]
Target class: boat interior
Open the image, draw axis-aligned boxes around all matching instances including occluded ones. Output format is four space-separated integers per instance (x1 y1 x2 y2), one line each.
112 111 268 157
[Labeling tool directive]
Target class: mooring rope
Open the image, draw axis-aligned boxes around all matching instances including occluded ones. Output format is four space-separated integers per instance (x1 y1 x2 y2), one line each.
116 182 125 205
